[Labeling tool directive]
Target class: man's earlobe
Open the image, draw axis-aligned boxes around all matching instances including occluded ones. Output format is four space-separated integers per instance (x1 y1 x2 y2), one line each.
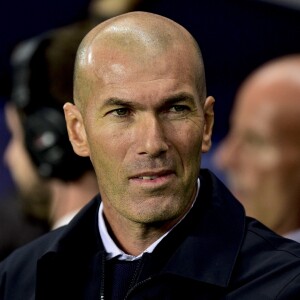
201 96 215 153
63 102 90 157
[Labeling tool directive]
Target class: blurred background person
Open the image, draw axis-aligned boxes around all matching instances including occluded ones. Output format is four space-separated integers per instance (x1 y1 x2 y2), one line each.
0 101 50 260
0 31 100 262
4 31 99 228
213 54 300 242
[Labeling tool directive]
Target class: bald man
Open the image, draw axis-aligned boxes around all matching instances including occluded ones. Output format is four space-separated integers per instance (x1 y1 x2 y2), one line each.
2 12 300 300
214 55 300 242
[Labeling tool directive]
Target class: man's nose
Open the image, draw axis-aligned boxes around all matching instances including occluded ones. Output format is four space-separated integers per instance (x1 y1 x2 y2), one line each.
136 114 169 157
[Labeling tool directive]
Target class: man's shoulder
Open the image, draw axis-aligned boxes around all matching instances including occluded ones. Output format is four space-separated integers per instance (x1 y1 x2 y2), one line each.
0 227 66 300
244 217 300 257
231 217 300 297
0 226 65 272
0 193 101 274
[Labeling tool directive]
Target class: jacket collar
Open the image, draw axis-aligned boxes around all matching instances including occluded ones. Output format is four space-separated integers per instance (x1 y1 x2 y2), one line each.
37 169 245 291
35 195 103 299
38 193 102 256
148 169 246 287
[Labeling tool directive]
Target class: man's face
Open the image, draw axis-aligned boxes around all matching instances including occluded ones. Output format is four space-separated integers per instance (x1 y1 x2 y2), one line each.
4 104 51 220
71 47 214 227
214 84 300 232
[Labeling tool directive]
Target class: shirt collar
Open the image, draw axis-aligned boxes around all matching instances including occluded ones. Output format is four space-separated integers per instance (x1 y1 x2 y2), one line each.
284 229 300 243
98 178 200 261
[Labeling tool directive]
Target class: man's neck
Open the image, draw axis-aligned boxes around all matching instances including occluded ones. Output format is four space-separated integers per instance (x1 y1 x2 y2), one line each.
100 179 200 257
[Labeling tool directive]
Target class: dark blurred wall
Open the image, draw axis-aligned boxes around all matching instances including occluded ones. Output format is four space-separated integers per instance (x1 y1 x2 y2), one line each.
1 0 300 197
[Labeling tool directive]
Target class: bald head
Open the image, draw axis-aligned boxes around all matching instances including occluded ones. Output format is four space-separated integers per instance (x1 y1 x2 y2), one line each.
73 11 205 110
238 55 300 107
235 55 300 142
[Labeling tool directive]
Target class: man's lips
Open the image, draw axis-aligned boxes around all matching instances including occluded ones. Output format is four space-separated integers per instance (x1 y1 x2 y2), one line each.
129 170 175 181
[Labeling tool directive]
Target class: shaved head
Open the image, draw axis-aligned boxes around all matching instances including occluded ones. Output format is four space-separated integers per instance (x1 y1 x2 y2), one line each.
73 11 206 111
236 55 300 144
238 55 300 106
214 54 300 235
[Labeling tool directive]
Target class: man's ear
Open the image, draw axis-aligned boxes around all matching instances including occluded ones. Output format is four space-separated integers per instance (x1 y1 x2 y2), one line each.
63 102 90 157
201 96 215 153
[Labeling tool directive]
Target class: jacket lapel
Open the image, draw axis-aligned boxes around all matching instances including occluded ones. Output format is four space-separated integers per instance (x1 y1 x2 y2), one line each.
35 195 104 299
142 169 246 288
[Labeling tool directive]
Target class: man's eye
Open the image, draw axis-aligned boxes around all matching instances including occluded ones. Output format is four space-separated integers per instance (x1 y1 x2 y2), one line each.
111 108 129 116
169 105 189 112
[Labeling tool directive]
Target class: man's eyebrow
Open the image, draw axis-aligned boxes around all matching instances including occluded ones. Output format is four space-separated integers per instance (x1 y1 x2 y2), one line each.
102 97 135 107
102 92 195 108
161 92 195 105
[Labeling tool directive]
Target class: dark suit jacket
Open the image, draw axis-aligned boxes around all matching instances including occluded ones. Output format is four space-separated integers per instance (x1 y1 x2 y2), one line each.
0 193 49 262
1 169 300 299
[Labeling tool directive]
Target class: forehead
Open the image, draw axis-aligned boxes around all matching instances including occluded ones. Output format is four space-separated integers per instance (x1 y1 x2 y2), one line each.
84 43 200 104
232 83 300 145
94 34 196 76
231 89 281 142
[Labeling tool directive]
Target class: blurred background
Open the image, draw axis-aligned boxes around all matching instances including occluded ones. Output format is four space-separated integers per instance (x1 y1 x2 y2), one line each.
1 0 300 198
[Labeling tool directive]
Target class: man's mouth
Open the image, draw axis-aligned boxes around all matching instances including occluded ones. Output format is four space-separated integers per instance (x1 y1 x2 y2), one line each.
131 169 174 179
137 175 159 180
